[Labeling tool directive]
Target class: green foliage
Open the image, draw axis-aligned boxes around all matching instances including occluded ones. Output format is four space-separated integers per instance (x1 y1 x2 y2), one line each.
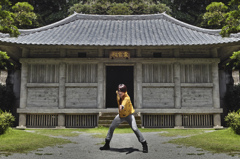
227 50 240 69
12 2 37 28
68 0 171 15
0 51 9 70
107 3 132 15
203 1 240 37
203 2 227 28
225 111 240 135
0 83 15 112
0 110 15 135
225 84 240 112
0 0 36 36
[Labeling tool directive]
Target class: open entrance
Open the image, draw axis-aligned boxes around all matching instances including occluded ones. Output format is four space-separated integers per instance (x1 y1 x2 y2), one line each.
106 66 134 108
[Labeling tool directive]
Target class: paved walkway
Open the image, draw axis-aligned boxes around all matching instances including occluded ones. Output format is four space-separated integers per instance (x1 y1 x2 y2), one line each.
0 131 239 159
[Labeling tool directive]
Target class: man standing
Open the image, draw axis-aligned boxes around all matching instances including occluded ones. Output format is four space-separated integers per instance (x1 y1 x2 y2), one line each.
100 84 148 153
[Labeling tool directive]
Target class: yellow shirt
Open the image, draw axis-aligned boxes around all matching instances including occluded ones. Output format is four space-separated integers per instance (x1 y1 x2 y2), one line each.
116 91 135 118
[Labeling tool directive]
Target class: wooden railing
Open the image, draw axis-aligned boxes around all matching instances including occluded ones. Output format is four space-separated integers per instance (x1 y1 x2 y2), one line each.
26 114 58 128
142 114 175 128
182 114 213 128
65 115 97 128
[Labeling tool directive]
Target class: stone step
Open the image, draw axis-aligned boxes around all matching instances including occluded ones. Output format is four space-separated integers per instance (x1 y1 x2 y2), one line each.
98 113 142 127
101 113 118 116
99 116 141 120
98 120 141 124
98 124 142 128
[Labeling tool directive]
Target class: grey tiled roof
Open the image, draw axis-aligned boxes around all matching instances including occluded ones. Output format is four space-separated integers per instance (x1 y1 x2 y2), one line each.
0 12 240 46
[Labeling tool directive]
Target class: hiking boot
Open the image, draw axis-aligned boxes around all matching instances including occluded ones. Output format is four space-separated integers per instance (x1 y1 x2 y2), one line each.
142 141 148 153
100 139 110 150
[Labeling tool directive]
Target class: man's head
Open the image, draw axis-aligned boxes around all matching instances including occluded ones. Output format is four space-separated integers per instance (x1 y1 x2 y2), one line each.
118 84 127 98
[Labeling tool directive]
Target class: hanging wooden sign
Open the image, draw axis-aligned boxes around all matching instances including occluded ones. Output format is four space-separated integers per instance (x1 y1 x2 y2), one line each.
110 51 130 59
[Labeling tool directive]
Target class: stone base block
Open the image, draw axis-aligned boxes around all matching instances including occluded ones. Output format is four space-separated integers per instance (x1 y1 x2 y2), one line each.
174 126 184 129
213 125 224 130
55 126 66 129
16 125 26 130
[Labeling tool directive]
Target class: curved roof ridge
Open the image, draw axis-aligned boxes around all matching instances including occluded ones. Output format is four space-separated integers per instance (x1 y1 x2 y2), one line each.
75 13 164 20
17 12 223 36
19 12 79 35
161 12 221 35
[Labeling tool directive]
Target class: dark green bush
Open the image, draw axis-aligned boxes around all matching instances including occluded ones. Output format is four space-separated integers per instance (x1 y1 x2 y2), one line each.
225 84 240 112
0 83 15 112
225 110 240 135
0 109 15 135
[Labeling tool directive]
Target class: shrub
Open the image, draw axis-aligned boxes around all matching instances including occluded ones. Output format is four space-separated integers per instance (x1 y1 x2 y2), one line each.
0 110 15 135
225 110 240 135
225 84 240 112
0 83 15 112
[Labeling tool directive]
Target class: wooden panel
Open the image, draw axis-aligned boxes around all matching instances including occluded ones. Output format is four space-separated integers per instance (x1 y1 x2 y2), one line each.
142 87 174 108
65 115 97 128
66 64 98 83
28 64 59 83
142 115 175 128
27 88 58 107
181 88 213 107
26 114 58 128
181 64 212 83
182 114 213 128
66 87 97 108
142 64 173 83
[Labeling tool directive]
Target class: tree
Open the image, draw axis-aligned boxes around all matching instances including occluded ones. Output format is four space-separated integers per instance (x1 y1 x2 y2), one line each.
68 0 171 15
203 0 240 37
0 0 37 36
202 0 240 69
0 51 9 70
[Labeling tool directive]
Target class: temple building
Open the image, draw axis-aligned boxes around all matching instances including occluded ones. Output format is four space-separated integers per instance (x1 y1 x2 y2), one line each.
0 13 240 128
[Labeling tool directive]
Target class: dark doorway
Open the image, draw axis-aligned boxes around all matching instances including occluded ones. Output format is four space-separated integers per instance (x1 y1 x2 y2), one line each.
106 66 134 108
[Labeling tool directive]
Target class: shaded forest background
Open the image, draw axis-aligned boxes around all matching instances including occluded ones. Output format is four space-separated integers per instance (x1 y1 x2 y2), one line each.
9 0 230 29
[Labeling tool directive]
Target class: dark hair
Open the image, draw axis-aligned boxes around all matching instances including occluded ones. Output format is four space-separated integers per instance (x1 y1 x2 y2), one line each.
118 84 127 93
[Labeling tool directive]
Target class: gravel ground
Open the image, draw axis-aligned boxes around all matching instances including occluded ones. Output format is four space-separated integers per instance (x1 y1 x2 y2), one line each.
0 131 239 159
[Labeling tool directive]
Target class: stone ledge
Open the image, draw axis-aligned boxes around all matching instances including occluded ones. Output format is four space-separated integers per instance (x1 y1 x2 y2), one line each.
17 108 223 114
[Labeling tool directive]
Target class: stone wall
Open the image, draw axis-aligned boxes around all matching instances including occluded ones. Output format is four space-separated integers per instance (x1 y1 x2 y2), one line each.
16 48 223 128
0 70 7 85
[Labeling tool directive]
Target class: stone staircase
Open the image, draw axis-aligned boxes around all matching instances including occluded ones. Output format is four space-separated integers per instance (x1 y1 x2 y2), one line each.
98 113 142 128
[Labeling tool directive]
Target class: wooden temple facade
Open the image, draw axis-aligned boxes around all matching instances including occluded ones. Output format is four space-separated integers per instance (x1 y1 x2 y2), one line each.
1 13 240 128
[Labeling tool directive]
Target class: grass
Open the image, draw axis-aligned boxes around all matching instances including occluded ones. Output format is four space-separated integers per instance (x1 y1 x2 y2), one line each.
32 127 169 138
31 129 82 137
168 128 240 155
1 127 240 156
158 129 213 137
0 128 71 155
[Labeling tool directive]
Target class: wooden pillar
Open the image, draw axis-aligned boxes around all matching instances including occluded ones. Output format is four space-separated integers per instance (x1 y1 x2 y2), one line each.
212 62 220 108
173 49 180 58
20 63 28 109
98 62 104 108
18 53 29 128
17 113 27 128
174 62 183 128
213 114 223 128
60 49 67 57
98 49 103 57
136 62 142 108
136 48 141 57
59 62 66 109
211 48 218 58
22 48 29 58
58 62 66 128
174 114 184 129
212 60 223 129
57 114 66 129
174 62 181 109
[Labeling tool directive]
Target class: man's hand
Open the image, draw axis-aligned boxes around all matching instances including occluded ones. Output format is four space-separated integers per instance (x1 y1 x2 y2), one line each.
119 105 124 110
